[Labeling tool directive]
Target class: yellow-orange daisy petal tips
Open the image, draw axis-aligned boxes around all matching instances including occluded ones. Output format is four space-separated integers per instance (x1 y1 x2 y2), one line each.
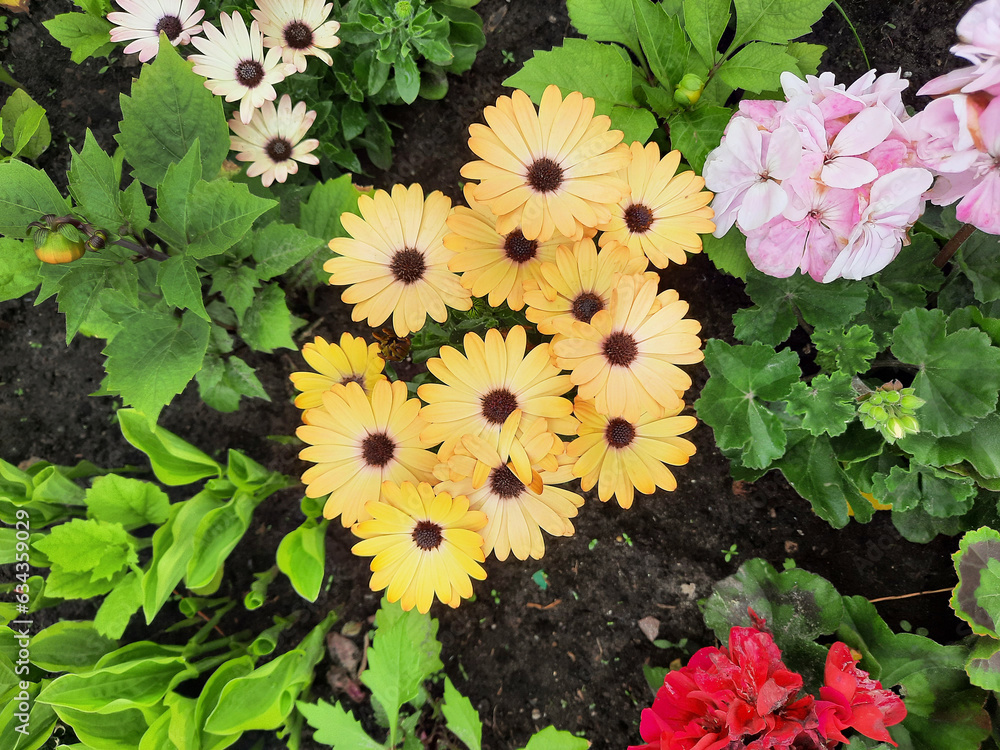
598 142 715 268
460 85 632 243
568 398 696 510
296 379 437 526
289 333 386 409
326 184 472 337
352 481 487 614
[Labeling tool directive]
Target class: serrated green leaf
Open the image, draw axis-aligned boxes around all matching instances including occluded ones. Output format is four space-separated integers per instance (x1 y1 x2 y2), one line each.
784 371 855 437
503 39 640 115
718 42 798 92
42 12 113 64
277 518 327 602
300 175 364 243
103 309 211 422
33 518 137 582
117 408 222 486
609 106 657 145
240 282 300 352
702 224 752 279
208 263 258 323
667 104 731 172
1 88 51 160
695 340 800 469
0 237 41 302
732 0 832 48
51 256 139 343
632 0 689 88
94 571 142 640
814 324 879 375
442 677 482 750
297 699 383 749
683 0 731 64
566 0 641 55
784 41 825 76
900 412 1000 483
244 221 323 280
157 253 208 319
773 432 860 527
873 464 976 517
892 308 1000 437
956 229 1000 303
117 36 229 187
0 160 71 238
196 354 270 413
67 129 123 231
85 474 170 530
520 726 590 750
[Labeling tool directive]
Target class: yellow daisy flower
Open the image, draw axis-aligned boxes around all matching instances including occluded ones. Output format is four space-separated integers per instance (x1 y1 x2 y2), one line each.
445 183 571 311
351 481 487 614
289 333 386 409
460 85 632 242
297 379 437 526
326 184 472 337
598 142 716 268
568 398 697 509
417 325 575 456
522 238 655 337
551 274 703 422
437 430 583 562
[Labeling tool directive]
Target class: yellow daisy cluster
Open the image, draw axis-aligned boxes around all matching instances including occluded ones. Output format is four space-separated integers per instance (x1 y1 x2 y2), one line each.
288 85 715 614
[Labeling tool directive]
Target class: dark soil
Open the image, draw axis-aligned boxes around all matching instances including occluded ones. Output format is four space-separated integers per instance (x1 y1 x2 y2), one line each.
0 0 977 748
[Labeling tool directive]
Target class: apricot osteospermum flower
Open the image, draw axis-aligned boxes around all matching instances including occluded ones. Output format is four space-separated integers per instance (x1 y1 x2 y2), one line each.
437 432 584 561
461 85 632 242
108 0 205 62
523 239 654 336
552 274 703 422
568 398 696 509
189 11 291 125
289 333 385 409
327 184 472 337
598 142 716 268
417 325 575 456
352 481 487 614
445 184 569 310
297 380 437 526
229 95 319 186
252 0 341 72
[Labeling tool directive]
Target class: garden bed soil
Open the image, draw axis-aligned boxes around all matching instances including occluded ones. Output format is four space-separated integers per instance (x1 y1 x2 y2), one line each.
0 0 976 748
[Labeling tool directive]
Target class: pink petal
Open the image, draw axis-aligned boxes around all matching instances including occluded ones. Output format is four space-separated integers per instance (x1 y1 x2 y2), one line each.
957 171 1000 234
821 156 879 189
738 181 788 231
831 106 893 157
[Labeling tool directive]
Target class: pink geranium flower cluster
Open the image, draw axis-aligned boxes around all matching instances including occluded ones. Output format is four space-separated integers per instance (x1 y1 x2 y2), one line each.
630 622 906 750
704 70 933 283
909 0 1000 234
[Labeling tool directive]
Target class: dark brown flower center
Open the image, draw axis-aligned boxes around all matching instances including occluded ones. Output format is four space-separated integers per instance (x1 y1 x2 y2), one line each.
481 389 518 424
265 138 292 162
602 331 638 367
361 432 395 467
235 59 265 88
624 203 654 234
571 292 604 323
155 15 183 41
503 229 537 264
489 464 524 499
390 248 426 284
411 520 443 550
605 417 636 448
526 157 564 193
341 374 365 387
283 20 313 49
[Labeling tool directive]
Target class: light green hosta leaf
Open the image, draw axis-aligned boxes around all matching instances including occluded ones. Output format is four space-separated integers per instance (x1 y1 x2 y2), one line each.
520 726 590 750
0 682 57 750
892 308 1000 437
85 474 170 530
185 493 258 589
157 254 208 320
773 432 862 527
783 372 855 437
277 518 328 602
872 464 976 518
0 88 51 160
38 655 194 713
566 0 641 55
33 518 137 582
0 160 71 238
666 105 731 173
102 309 211 423
695 340 800 469
240 283 301 353
196 353 270 413
813 324 879 375
51 706 149 750
94 571 143 639
442 677 482 750
683 0 731 64
503 39 640 115
42 12 114 64
718 42 798 92
117 409 221 486
609 106 657 145
30 621 118 672
297 699 383 749
632 0 689 88
0 237 41 303
117 36 229 186
732 0 832 48
204 649 308 732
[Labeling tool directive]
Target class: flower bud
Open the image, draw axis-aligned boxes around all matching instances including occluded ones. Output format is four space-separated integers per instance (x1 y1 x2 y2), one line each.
674 74 705 106
33 227 86 265
394 0 412 19
857 382 924 443
86 229 110 251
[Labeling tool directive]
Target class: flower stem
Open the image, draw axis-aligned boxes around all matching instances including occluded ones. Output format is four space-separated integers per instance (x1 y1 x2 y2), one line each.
933 223 976 268
831 1 870 69
112 238 169 262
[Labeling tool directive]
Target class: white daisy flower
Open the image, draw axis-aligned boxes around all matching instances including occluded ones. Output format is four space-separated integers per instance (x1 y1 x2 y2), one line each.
252 0 341 73
107 0 205 63
189 11 292 125
229 95 320 186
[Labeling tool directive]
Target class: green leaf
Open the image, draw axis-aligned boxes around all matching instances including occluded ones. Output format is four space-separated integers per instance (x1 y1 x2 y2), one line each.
702 225 752 279
874 232 944 309
297 699 383 749
240 282 300 352
186 493 258 589
208 264 258 323
52 706 150 750
732 0 832 48
0 160 70 238
0 237 41 302
85 475 169 530
952 527 1000 638
245 221 323 281
900 413 1000 484
42 12 113 64
955 229 1000 303
157 254 208 320
1 88 51 160
67 129 123 231
48 256 138 343
964 636 1000 691
642 663 668 697
503 39 640 115
442 677 482 750
609 106 657 145
813 324 879 375
520 726 590 750
33 518 137 582
117 36 229 187
704 558 843 690
892 308 1000 437
30 621 118 672
204 648 307 732
300 174 364 242
566 0 641 56
683 0 732 65
695 341 800 469
784 372 855 437
784 41 825 76
717 42 798 93
394 55 421 104
362 600 444 746
773 432 861 527
196 354 270 413
94 571 143 640
102 309 211 423
0 683 57 750
873 464 976 517
117 409 222 486
667 105 731 173
277 518 328 602
37 656 193 713
631 0 689 88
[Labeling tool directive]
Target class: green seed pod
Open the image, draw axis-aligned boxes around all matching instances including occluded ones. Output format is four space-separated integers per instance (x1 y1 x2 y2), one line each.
33 227 86 265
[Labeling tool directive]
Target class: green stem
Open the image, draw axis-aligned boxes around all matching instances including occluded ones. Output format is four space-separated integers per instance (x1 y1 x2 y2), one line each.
831 1 870 70
933 223 976 268
0 65 22 90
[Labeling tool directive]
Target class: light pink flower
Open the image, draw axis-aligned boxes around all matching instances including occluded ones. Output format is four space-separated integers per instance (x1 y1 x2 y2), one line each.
919 1 1000 95
704 118 802 236
229 95 320 186
953 95 1000 234
823 168 934 282
108 0 204 62
795 105 894 189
